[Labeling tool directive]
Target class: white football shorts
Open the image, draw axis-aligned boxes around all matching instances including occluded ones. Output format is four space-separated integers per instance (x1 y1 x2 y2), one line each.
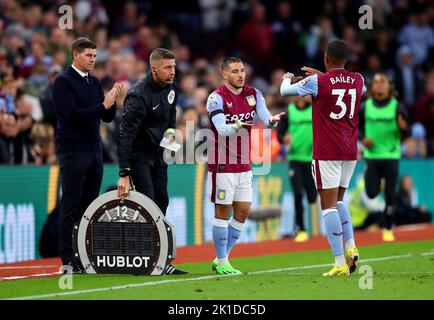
207 171 253 204
311 160 357 190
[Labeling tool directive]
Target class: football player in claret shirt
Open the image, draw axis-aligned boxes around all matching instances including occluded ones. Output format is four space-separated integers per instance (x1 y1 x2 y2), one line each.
280 40 367 276
206 57 285 275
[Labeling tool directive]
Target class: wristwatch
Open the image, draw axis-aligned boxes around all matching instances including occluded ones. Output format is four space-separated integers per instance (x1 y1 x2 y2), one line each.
119 167 131 177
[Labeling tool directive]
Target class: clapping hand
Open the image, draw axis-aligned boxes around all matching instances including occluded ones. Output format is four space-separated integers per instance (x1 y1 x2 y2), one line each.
103 83 124 109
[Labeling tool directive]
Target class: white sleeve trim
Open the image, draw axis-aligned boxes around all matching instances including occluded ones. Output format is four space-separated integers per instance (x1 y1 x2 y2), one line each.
280 75 318 97
211 113 238 136
280 78 298 96
255 88 274 128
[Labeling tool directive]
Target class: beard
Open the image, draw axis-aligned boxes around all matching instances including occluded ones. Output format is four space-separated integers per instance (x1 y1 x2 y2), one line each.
229 80 244 89
155 73 174 86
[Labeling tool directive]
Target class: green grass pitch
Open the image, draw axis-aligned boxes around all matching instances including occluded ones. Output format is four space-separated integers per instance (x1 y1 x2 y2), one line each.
1 240 433 300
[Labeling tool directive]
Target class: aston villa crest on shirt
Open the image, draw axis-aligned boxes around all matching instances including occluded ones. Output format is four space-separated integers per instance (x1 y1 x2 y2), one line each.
246 95 256 107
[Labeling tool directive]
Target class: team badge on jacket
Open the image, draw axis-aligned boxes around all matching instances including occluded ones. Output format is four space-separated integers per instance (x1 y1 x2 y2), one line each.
168 90 175 104
246 95 256 107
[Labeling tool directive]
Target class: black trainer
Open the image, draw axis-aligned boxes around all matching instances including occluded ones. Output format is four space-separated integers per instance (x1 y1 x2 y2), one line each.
165 264 188 275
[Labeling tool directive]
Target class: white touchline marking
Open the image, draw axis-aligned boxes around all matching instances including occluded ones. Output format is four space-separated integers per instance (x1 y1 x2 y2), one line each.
1 272 62 281
279 271 434 275
0 265 59 270
421 251 434 256
5 253 418 300
247 253 413 275
372 271 434 274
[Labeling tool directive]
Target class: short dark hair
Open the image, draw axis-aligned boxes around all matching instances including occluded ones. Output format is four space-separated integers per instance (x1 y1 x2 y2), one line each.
150 48 175 64
71 37 96 60
325 40 349 63
221 57 243 71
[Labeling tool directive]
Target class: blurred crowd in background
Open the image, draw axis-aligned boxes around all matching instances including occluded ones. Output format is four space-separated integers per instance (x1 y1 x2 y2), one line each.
1 0 434 165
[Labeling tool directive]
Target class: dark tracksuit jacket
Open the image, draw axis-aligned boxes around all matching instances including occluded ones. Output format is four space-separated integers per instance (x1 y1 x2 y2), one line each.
118 72 177 214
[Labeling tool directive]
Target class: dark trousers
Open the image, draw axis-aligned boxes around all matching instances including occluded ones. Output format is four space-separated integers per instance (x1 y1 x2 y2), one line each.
364 159 399 230
289 160 317 231
131 158 169 215
355 208 432 230
59 151 103 265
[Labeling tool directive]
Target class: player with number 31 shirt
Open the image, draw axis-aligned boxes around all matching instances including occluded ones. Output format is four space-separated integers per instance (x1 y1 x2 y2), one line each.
280 40 366 277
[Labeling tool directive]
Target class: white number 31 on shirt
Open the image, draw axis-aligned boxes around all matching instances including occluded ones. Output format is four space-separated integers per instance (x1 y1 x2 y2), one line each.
330 89 357 120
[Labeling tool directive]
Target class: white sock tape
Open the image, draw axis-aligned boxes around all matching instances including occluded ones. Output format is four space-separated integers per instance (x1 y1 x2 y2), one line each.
213 218 229 228
229 217 244 231
322 208 337 216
